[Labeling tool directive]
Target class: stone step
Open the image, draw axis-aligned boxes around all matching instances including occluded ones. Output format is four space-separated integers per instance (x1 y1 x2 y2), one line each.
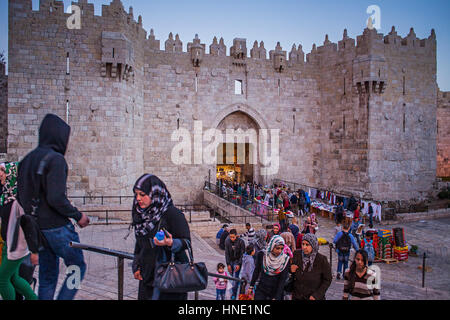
184 211 211 222
188 220 222 238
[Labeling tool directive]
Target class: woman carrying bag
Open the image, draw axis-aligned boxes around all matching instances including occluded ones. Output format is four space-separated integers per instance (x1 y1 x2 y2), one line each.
0 162 38 300
131 174 192 300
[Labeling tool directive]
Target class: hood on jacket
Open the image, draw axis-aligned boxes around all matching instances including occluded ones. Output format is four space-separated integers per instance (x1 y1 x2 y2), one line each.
38 114 71 155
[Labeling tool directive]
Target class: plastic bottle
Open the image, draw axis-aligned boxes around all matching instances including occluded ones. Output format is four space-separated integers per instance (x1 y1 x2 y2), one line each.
156 230 165 241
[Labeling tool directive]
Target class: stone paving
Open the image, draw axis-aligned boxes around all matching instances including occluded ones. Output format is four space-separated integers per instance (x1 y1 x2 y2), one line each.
28 214 450 300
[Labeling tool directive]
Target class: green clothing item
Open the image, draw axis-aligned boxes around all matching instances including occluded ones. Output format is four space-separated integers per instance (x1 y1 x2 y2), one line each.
0 244 38 300
0 162 19 206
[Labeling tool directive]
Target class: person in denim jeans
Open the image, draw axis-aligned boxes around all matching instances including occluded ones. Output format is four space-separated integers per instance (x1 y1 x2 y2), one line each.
17 114 90 300
224 229 245 300
38 224 87 300
333 222 359 280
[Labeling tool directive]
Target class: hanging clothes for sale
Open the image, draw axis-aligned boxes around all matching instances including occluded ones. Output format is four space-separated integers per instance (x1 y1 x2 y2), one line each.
361 201 369 216
343 197 348 209
374 204 382 222
310 188 317 199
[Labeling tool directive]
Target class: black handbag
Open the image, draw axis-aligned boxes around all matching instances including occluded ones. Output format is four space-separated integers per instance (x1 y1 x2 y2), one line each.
284 273 295 293
154 239 208 293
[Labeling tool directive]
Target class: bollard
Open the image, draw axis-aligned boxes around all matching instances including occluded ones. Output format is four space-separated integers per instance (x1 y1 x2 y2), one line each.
329 243 333 272
118 257 124 300
422 252 426 288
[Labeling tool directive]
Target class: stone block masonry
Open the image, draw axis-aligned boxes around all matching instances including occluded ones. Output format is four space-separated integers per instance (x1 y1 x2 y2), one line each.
5 0 441 209
437 91 450 178
0 62 7 153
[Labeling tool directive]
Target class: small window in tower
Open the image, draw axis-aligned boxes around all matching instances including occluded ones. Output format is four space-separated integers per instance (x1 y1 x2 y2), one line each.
112 48 115 59
403 76 406 95
66 100 70 124
344 77 346 95
66 53 70 75
403 112 406 133
235 80 243 95
195 74 198 93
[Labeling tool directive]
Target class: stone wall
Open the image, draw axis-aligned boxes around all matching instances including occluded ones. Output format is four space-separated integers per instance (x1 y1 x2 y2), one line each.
6 0 439 207
8 0 145 196
437 91 450 177
0 63 7 153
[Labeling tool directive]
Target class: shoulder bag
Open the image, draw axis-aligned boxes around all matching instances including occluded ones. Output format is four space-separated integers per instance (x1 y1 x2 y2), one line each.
154 239 209 293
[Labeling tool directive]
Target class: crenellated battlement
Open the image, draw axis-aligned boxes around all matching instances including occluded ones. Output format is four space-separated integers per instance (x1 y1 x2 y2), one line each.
11 0 147 41
11 0 436 69
306 27 436 64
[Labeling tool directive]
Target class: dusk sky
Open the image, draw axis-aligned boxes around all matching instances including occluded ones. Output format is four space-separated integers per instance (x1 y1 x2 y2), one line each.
1 0 449 90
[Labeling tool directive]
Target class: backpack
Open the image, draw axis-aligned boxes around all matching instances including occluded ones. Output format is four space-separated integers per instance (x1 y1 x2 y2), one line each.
336 232 351 254
363 239 375 261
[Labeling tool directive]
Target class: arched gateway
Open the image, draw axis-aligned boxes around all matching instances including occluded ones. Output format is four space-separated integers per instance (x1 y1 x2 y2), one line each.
213 104 268 185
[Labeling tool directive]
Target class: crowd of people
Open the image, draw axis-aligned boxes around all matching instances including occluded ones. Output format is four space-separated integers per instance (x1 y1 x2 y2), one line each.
212 180 382 300
216 180 312 218
0 113 380 301
214 217 380 300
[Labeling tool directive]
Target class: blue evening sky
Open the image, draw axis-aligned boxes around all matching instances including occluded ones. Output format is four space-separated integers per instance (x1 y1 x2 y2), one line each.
0 0 449 90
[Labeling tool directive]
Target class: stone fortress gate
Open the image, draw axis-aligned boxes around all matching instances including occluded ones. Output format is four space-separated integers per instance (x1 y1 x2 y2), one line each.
2 0 446 211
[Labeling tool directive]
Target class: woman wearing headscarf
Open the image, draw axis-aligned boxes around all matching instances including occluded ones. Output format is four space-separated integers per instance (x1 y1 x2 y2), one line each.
290 233 332 300
266 223 281 243
0 162 38 300
248 235 290 300
131 174 191 300
250 229 267 257
280 231 296 258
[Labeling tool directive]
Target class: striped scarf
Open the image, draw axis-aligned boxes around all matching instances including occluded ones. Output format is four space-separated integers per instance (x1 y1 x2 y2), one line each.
263 235 290 276
131 174 174 237
302 233 319 272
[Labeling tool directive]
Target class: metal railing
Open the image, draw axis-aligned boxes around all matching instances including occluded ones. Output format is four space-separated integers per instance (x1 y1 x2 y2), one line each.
68 195 134 206
69 242 243 300
204 181 277 223
82 209 130 225
80 204 208 225
210 207 276 224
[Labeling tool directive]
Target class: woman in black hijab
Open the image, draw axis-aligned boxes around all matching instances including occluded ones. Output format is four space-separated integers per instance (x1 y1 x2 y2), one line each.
131 174 191 300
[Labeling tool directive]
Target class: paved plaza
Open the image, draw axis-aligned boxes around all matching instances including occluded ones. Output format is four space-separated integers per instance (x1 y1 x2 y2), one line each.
28 212 450 300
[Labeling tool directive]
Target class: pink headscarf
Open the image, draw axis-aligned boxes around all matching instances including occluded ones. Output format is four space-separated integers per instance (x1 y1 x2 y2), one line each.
283 244 293 258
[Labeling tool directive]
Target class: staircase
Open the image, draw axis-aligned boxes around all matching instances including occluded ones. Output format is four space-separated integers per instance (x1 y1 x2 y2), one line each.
184 210 222 238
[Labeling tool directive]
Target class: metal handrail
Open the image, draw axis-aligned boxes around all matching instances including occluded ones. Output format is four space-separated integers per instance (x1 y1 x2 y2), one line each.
68 195 134 205
205 181 279 223
69 242 243 300
80 204 208 224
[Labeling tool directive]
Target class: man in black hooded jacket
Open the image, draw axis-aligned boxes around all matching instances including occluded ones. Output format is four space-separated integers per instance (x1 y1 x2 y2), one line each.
17 114 89 300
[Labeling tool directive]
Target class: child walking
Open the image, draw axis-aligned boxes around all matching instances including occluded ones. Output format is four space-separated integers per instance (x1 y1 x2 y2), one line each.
213 263 228 300
239 244 256 293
